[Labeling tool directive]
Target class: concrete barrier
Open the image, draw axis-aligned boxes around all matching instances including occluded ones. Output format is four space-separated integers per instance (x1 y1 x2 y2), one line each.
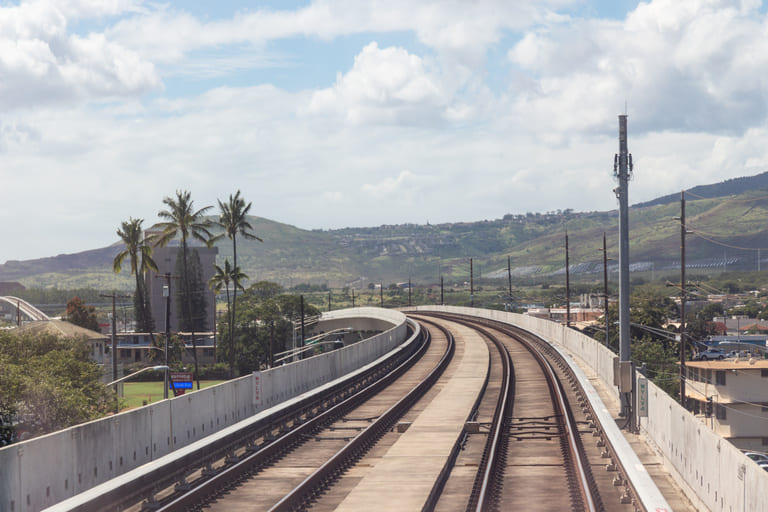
411 306 768 512
0 307 407 512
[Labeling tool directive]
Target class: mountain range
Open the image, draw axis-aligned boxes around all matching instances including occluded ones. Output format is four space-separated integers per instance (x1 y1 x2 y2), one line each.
4 171 768 290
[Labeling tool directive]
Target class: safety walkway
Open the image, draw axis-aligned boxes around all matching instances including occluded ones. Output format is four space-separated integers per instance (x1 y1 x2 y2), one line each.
334 322 489 511
585 366 698 512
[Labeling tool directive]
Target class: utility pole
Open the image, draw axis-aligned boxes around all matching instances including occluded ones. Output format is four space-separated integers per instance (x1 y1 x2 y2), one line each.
470 258 474 307
565 230 571 328
101 292 131 382
614 114 633 420
300 295 305 360
380 282 383 307
101 291 131 411
679 192 688 408
328 290 332 312
600 232 610 347
507 256 512 297
352 289 355 308
269 320 274 368
440 275 444 306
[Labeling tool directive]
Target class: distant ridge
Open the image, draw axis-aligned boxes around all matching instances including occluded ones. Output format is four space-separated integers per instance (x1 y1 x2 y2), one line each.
633 171 768 208
4 171 768 288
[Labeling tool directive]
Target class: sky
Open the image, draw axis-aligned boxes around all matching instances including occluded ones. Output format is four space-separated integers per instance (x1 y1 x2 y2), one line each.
2 0 768 263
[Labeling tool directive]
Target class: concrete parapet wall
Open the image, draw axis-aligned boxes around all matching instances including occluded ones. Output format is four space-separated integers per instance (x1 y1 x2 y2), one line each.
0 308 406 512
413 305 768 511
412 306 618 401
641 377 768 511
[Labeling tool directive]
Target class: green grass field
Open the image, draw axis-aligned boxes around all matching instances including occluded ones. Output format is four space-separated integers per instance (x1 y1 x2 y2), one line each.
121 380 226 410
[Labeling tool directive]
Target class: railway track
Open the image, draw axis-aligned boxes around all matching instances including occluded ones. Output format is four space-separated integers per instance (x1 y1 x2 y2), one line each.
99 314 651 511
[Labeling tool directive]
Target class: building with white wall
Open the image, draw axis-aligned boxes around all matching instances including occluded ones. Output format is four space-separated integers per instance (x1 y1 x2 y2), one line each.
684 358 768 452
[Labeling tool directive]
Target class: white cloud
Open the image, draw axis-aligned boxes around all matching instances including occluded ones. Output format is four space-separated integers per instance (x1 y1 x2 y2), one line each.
105 1 575 73
309 42 449 125
3 0 768 265
362 170 416 197
0 1 160 111
508 0 768 137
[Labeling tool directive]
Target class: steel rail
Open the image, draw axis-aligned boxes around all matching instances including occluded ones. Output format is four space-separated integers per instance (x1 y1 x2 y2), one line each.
412 317 480 512
474 316 599 512
412 313 514 512
157 321 439 511
467 324 513 512
419 312 598 512
269 320 455 511
535 347 598 512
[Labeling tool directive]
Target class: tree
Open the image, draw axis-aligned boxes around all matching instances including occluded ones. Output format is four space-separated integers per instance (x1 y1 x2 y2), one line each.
209 259 246 376
216 191 261 378
174 248 208 332
64 297 100 332
0 332 116 444
153 190 216 390
113 217 158 332
218 283 320 374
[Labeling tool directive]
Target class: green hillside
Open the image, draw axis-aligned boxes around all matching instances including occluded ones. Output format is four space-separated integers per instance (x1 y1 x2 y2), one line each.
3 173 768 290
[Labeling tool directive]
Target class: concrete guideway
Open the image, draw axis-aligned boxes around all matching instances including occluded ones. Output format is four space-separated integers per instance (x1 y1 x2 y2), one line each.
0 295 50 321
334 321 490 511
5 307 410 512
410 306 753 512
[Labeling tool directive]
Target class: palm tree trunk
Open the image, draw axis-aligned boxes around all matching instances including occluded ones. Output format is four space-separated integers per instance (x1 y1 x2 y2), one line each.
134 271 144 331
182 237 200 390
225 284 231 374
230 238 237 379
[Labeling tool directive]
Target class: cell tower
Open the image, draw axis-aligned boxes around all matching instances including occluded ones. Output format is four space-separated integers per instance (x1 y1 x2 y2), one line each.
613 114 633 418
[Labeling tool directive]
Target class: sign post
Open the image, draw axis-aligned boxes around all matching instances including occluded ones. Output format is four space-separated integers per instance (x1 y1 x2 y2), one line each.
170 372 193 395
637 377 648 418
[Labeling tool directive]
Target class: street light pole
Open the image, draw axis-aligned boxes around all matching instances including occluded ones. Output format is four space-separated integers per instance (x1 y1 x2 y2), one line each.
565 230 571 328
599 232 611 347
679 192 688 408
155 273 175 399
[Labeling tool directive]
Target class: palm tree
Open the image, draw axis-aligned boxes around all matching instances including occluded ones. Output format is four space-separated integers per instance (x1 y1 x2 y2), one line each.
208 259 247 376
153 190 215 390
113 218 158 332
216 191 262 377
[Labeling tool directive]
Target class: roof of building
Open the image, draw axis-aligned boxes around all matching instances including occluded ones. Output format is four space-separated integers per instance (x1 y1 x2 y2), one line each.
739 322 768 331
684 359 768 369
12 320 107 340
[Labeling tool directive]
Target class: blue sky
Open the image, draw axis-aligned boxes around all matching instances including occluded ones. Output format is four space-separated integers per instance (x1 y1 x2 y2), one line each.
1 0 767 262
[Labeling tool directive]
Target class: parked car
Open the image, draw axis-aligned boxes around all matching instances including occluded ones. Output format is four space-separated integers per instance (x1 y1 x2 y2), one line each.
743 452 768 464
693 348 727 360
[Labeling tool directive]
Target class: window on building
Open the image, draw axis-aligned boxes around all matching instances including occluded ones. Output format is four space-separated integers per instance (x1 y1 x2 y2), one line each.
716 404 727 420
704 369 712 384
762 369 768 378
716 371 726 386
762 437 768 446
